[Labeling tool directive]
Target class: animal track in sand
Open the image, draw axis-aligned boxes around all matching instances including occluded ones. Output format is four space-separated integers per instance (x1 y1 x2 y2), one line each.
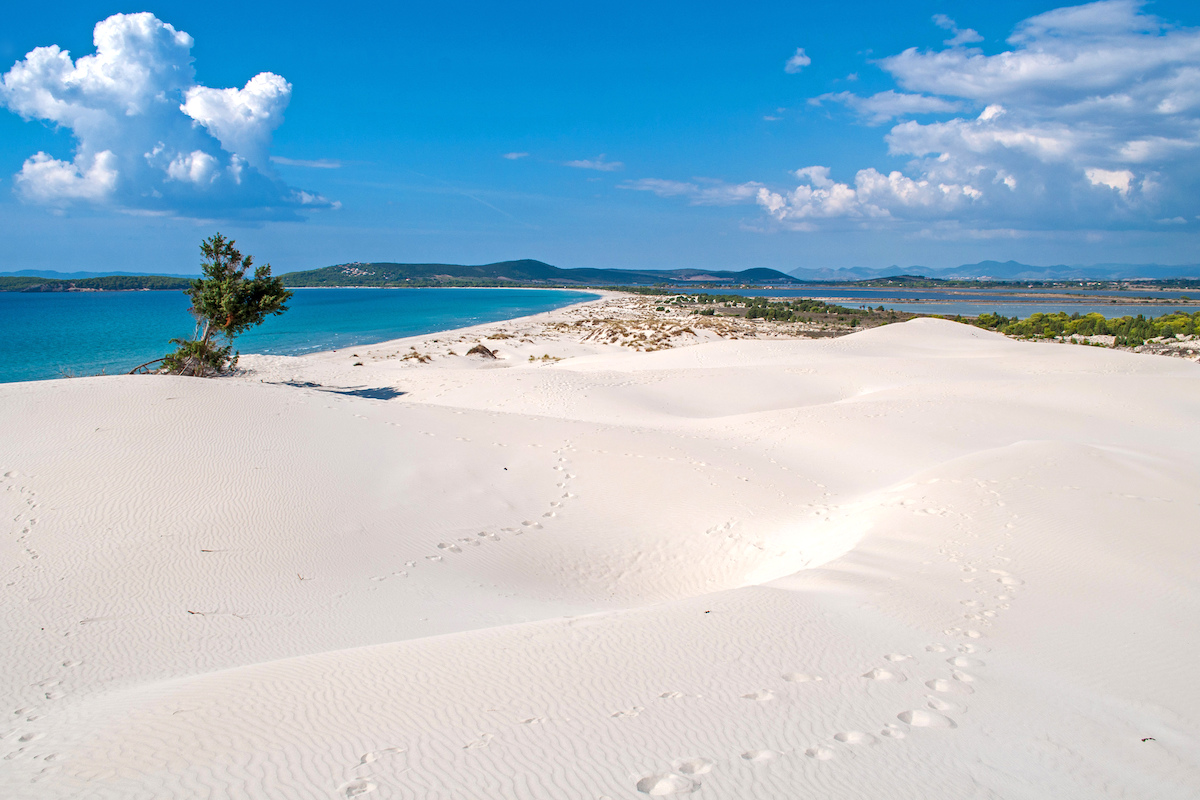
898 709 956 728
611 706 643 718
883 653 913 662
862 668 906 682
925 643 948 653
741 690 775 701
833 731 876 745
741 749 779 763
636 773 699 795
880 724 906 739
782 673 822 683
804 746 835 760
436 543 461 553
672 758 713 775
659 691 685 699
520 717 545 725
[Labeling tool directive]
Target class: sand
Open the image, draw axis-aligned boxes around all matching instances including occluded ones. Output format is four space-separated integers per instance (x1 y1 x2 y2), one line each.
2 295 1198 799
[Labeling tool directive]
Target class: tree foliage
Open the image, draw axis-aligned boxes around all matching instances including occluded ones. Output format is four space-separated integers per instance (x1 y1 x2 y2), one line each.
970 309 1199 346
162 234 292 376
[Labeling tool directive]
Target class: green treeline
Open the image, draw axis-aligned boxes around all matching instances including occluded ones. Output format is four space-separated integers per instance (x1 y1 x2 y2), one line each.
0 275 192 292
685 294 860 319
970 310 1200 346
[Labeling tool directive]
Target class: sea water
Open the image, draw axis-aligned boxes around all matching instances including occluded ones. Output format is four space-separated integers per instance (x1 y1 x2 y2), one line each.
0 287 598 384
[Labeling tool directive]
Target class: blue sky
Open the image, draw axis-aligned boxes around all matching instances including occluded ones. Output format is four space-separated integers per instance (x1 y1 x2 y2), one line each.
2 0 1199 274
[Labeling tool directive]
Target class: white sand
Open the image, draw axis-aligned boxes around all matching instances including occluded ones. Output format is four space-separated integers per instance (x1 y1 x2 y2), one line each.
2 298 1199 799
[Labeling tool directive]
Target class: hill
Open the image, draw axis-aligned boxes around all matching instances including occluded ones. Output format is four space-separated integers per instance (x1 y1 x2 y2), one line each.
280 260 800 287
789 260 1200 282
0 275 193 292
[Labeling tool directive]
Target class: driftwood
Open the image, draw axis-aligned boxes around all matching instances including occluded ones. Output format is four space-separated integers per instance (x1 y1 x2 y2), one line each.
128 358 166 375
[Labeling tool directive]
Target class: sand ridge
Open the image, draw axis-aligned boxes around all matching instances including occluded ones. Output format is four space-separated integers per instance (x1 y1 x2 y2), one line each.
2 308 1198 798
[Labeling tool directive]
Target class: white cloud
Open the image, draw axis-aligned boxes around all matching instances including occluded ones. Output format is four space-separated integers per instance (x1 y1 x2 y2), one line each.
620 178 764 205
750 1 1200 231
565 155 624 171
502 152 530 160
270 156 341 169
932 14 984 46
180 72 291 170
812 90 963 125
0 12 334 219
785 48 812 74
15 150 118 202
1085 167 1134 194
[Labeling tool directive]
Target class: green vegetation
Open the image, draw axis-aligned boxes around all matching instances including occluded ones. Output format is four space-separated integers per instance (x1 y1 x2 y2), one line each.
968 309 1200 346
161 234 292 377
685 293 859 318
0 275 191 292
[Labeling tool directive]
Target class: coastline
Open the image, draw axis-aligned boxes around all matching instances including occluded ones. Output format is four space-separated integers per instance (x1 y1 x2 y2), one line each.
2 302 1199 798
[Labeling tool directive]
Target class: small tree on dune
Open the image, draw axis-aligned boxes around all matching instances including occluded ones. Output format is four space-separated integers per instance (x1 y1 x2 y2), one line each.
162 233 292 377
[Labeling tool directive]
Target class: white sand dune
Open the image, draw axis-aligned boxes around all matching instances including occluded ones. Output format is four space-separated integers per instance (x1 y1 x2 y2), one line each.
2 310 1198 799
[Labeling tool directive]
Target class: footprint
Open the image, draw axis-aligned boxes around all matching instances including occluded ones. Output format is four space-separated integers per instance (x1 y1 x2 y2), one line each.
782 673 821 683
880 724 906 739
672 758 713 776
463 733 493 749
611 707 643 718
951 670 977 683
436 543 461 553
358 747 403 765
425 555 442 562
997 576 1024 586
636 773 698 795
926 695 967 713
741 749 779 763
340 779 376 797
925 679 974 695
862 668 906 682
520 717 545 725
898 710 957 728
741 690 774 701
883 654 913 662
804 746 835 760
659 691 684 699
957 643 986 654
833 731 876 745
925 643 948 653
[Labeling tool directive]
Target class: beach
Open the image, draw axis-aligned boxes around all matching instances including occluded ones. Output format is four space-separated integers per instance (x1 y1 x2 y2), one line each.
2 293 1198 799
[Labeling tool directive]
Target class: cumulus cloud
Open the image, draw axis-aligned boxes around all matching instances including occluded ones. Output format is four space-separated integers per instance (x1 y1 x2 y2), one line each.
754 1 1200 231
785 48 812 74
811 90 964 125
620 178 764 205
0 12 335 219
932 14 984 46
565 154 624 171
502 152 530 160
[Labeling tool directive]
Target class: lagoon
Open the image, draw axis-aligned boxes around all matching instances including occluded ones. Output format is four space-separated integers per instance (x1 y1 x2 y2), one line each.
0 287 598 384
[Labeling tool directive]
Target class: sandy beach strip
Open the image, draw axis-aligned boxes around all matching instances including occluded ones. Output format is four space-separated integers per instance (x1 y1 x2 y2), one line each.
2 299 1198 799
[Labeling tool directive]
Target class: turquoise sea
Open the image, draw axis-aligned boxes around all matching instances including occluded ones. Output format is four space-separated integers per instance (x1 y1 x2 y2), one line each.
0 288 598 384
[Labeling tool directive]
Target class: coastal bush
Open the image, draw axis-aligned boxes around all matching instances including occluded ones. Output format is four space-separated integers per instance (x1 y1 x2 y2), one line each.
970 309 1198 346
161 234 292 377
